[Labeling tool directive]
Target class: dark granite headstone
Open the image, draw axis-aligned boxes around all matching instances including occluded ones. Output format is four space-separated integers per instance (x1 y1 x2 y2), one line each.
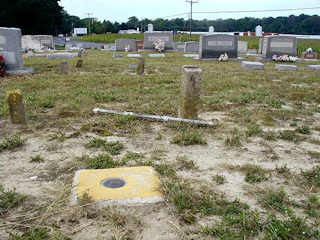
143 32 174 51
262 36 297 59
199 34 238 59
115 39 137 52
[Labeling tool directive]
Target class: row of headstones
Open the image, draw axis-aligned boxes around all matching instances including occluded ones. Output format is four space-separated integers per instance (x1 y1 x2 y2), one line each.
114 32 313 61
117 38 255 55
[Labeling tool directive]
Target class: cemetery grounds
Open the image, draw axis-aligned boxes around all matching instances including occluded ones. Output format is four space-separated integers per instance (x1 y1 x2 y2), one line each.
1 38 320 239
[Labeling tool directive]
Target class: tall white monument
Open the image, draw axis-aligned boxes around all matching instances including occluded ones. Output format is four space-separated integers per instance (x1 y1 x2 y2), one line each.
148 23 154 33
255 25 263 37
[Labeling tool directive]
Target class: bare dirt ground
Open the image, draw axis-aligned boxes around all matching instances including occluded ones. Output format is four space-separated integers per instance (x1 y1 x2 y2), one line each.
1 107 320 239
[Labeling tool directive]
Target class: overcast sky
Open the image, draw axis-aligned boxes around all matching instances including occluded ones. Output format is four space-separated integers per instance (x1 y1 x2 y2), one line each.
59 0 320 23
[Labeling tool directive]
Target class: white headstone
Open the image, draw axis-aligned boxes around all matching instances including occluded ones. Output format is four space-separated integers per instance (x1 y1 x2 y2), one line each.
209 26 214 34
148 23 154 33
255 25 263 37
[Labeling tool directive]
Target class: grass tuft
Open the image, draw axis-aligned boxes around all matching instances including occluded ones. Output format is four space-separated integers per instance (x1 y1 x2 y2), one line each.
212 174 226 185
85 138 124 155
79 154 116 169
240 164 269 183
0 134 26 152
0 184 27 214
171 130 207 146
29 155 45 163
301 166 320 187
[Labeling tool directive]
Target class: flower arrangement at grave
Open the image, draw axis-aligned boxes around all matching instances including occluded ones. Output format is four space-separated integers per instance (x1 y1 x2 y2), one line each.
0 55 5 77
124 45 131 52
272 54 298 62
218 53 228 61
306 47 313 52
154 40 165 52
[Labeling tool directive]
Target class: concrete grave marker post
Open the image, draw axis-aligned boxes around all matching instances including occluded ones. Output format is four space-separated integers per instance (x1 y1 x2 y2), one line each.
78 49 84 58
179 65 202 119
60 62 68 74
137 57 145 75
7 90 27 124
76 59 83 68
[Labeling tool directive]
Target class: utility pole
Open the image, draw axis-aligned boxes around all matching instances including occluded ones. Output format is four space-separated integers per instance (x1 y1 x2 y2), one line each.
85 13 93 35
186 0 198 40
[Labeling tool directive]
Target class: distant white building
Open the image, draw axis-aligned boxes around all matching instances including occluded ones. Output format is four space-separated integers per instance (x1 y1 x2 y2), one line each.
118 29 140 34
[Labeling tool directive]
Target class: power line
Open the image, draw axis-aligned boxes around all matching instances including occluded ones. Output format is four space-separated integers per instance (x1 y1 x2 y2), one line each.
194 7 320 14
156 7 320 20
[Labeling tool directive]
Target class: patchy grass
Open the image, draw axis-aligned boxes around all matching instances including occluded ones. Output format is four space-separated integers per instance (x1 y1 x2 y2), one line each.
257 188 292 212
0 134 26 152
301 166 320 188
279 130 305 143
176 155 197 170
29 155 45 163
225 134 242 147
240 164 270 183
296 125 312 135
79 154 116 169
171 130 207 146
264 213 318 240
0 184 27 214
85 138 124 155
212 174 226 185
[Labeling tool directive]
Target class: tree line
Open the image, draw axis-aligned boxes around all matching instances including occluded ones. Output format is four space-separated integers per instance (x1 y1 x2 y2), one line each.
1 0 319 35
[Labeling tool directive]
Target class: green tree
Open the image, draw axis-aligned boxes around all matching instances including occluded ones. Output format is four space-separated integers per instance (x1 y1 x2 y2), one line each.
127 16 139 29
0 0 63 35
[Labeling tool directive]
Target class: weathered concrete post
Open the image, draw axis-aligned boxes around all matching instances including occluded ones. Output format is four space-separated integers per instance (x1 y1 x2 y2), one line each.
7 90 27 124
179 65 202 119
60 62 68 75
137 57 145 75
76 59 83 68
78 49 84 58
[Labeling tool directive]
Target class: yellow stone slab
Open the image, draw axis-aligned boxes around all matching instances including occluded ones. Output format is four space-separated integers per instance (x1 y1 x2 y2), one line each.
71 166 163 205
